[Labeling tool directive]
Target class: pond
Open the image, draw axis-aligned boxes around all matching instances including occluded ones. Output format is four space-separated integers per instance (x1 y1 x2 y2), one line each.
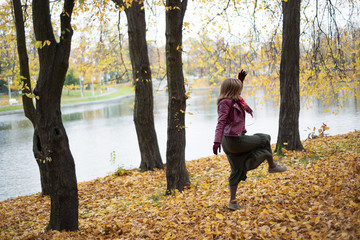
0 88 359 201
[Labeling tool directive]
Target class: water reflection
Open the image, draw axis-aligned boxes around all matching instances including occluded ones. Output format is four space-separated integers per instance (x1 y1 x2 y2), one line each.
0 119 32 130
62 96 134 121
0 89 359 201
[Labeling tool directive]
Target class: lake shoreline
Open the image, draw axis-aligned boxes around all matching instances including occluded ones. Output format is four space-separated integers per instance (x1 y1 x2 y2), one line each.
0 94 135 116
0 87 215 116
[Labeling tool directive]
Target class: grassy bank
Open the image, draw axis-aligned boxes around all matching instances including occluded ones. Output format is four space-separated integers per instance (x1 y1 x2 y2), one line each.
0 131 359 239
0 85 134 113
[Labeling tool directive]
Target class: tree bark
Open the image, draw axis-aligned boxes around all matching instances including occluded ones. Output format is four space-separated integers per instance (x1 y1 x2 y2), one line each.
113 0 163 171
13 0 78 231
276 0 304 152
12 0 52 195
12 0 36 124
165 0 190 194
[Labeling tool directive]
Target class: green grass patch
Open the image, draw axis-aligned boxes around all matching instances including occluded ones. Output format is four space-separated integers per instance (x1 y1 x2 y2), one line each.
61 86 134 105
0 105 23 112
255 172 265 179
0 86 134 113
299 157 310 164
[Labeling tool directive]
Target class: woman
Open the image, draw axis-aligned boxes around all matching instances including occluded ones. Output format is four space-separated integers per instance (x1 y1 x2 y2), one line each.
213 70 286 211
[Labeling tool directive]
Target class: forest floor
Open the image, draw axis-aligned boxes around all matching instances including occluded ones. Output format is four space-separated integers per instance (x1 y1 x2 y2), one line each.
0 131 359 239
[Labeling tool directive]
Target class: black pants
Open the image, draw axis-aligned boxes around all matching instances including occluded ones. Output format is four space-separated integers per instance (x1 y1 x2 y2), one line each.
222 133 272 186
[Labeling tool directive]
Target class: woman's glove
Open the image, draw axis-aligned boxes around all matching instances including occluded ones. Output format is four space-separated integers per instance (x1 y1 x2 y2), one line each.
213 142 221 155
238 69 247 82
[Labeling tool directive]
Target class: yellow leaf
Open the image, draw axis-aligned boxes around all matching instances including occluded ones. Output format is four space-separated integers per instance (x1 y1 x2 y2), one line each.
35 41 43 49
42 40 50 47
215 213 223 220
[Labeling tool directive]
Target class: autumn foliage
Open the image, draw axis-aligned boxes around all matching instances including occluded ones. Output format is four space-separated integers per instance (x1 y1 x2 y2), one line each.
1 131 359 239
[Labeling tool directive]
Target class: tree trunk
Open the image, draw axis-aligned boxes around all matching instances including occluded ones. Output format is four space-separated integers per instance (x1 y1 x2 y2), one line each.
12 0 36 123
115 0 163 171
13 0 78 231
12 0 51 194
276 0 304 152
165 0 190 194
33 105 78 231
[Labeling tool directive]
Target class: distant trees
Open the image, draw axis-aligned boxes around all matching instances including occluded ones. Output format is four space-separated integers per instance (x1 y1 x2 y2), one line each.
300 0 360 108
64 68 80 94
0 79 7 93
183 35 252 87
0 1 19 95
65 68 79 86
12 0 78 231
3 0 358 102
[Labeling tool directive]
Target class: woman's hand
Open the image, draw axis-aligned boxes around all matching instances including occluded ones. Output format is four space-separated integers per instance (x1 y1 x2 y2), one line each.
213 142 221 155
238 69 247 81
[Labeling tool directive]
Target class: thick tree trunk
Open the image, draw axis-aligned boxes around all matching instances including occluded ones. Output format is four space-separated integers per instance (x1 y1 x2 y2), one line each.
276 0 304 152
33 104 78 231
165 0 190 193
121 0 163 171
34 105 78 230
13 0 78 230
33 0 78 230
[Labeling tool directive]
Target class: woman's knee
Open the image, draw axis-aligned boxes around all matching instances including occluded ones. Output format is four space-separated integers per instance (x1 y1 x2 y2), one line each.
255 133 270 141
254 133 271 147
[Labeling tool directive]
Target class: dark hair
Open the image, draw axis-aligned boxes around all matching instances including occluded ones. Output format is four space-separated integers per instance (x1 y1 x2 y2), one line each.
216 78 243 105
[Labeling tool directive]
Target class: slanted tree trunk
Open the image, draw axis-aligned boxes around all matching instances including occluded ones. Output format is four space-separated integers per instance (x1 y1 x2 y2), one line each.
12 0 51 195
112 0 163 171
165 0 190 194
276 0 304 152
12 0 78 231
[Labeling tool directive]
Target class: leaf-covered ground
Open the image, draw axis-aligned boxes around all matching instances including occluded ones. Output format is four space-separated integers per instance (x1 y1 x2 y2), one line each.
1 131 359 239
